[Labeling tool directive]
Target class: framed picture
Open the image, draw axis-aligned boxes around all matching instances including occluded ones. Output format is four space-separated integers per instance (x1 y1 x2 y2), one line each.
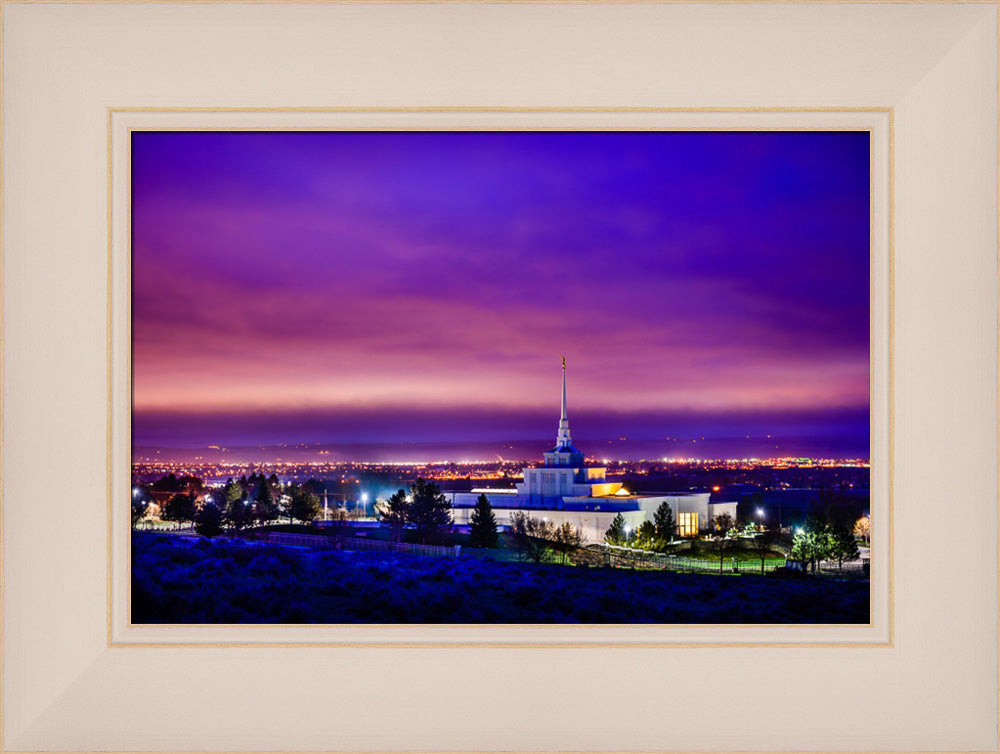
3 1 996 751
117 117 885 639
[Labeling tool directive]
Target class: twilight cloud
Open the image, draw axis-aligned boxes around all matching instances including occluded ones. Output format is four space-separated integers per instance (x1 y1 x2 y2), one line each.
131 130 870 452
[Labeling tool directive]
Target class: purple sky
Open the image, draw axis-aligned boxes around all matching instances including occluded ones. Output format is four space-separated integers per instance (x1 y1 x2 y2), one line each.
132 131 869 456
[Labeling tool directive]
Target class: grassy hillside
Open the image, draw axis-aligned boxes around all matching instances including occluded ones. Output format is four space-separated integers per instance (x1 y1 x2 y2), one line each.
132 531 868 624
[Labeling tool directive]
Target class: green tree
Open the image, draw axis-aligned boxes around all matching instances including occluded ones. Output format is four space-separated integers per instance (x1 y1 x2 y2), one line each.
790 517 833 573
469 494 498 548
408 478 452 544
378 489 409 543
828 520 860 570
224 478 243 507
289 486 322 525
653 502 676 546
253 482 279 528
604 513 626 545
633 520 658 550
162 492 196 530
194 502 223 538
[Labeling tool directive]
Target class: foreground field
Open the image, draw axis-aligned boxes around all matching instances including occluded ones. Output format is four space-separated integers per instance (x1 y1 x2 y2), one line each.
132 532 869 624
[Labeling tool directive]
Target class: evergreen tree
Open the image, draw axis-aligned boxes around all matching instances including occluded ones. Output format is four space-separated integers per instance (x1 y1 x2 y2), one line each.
653 501 676 545
634 520 657 550
379 489 409 543
225 495 252 535
604 513 626 545
469 493 498 548
224 478 243 506
290 486 322 525
408 477 452 544
253 481 279 527
194 502 223 538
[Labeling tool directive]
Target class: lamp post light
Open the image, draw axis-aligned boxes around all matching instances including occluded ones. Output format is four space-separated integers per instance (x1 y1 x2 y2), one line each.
361 492 369 517
756 507 764 531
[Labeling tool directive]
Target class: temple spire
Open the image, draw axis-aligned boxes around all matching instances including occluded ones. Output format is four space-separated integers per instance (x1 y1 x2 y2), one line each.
555 357 572 450
560 356 567 421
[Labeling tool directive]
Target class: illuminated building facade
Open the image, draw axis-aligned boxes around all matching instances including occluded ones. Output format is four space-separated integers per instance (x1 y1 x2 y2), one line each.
446 361 737 543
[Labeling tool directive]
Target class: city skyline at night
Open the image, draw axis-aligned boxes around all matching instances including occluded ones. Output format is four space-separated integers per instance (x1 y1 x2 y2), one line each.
132 130 870 460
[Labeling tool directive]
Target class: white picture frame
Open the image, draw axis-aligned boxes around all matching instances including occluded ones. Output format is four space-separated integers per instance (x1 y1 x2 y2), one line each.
2 1 996 751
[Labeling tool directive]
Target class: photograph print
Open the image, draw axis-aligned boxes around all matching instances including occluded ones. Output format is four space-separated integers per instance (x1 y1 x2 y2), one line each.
130 130 871 624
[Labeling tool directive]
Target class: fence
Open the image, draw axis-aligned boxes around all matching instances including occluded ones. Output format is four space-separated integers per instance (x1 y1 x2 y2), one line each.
343 536 462 559
459 547 525 563
257 531 462 558
258 531 789 573
816 558 870 576
574 545 787 575
253 530 860 576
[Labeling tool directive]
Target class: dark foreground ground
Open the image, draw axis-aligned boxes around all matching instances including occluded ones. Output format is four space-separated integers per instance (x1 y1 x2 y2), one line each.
132 532 869 624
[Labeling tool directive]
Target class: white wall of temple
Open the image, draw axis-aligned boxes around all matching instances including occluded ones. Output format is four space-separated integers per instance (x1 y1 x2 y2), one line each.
707 501 738 524
447 491 519 509
450 505 646 546
444 491 722 539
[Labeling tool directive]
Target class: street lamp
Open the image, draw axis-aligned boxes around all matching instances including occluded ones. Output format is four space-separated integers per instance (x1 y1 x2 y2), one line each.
361 493 369 517
755 507 764 530
132 487 141 498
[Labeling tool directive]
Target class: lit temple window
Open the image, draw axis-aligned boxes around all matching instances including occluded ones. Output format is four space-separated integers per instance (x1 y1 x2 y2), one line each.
678 512 699 537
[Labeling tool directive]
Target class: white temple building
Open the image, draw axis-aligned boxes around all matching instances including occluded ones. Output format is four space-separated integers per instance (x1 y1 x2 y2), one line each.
445 360 737 544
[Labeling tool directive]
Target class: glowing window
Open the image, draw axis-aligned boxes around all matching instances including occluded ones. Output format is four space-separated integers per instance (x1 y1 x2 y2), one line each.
678 512 699 537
